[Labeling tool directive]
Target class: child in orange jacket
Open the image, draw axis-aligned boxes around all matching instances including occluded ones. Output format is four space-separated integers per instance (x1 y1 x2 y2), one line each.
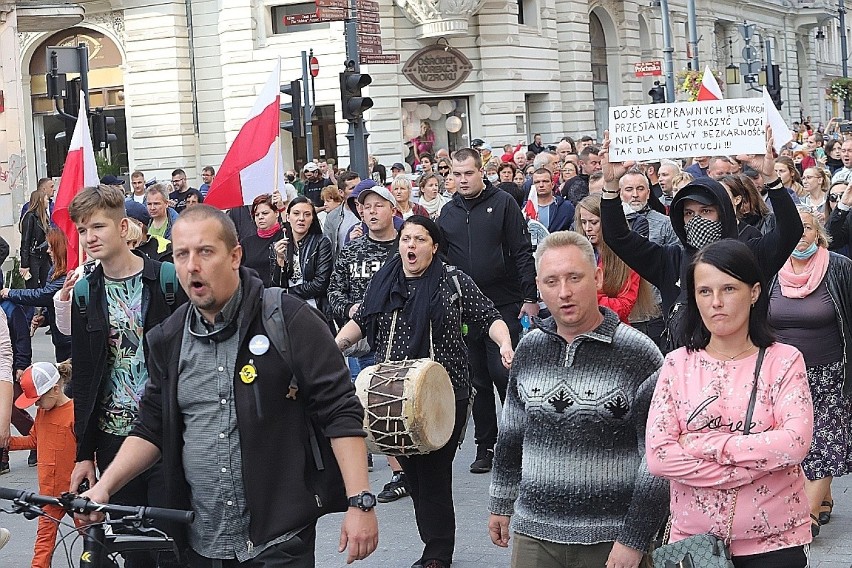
7 360 77 568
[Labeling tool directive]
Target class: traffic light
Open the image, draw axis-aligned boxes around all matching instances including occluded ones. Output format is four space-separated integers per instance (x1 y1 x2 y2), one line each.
339 71 373 120
280 80 304 138
768 64 783 110
91 109 117 151
648 82 665 104
54 78 81 145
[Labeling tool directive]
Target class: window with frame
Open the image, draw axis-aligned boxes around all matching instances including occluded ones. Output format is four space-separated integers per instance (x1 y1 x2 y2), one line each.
271 3 331 34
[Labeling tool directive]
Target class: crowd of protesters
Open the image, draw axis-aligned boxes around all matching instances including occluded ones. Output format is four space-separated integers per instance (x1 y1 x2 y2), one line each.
0 119 850 568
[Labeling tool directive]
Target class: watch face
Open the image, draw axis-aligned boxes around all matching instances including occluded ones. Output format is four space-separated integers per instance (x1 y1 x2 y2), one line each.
360 493 376 509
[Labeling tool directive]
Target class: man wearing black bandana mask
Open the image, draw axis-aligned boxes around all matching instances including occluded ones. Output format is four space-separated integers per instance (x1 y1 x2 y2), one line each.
598 127 803 352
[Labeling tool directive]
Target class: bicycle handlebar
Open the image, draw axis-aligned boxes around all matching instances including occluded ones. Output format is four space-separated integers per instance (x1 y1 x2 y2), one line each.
0 487 194 525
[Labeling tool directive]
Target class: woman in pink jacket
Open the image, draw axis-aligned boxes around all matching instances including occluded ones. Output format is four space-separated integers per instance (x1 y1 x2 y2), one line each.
647 239 814 568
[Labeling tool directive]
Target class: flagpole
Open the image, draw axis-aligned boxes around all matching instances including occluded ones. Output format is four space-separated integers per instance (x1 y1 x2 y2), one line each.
274 57 281 197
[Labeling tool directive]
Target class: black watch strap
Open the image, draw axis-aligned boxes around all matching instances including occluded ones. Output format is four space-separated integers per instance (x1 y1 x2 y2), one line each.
348 491 376 511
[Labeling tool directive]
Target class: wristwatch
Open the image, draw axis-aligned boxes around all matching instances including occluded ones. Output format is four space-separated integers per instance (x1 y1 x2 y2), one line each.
348 491 377 512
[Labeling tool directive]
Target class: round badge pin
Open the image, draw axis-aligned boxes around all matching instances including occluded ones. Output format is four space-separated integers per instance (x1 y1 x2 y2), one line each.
249 334 271 356
239 364 257 384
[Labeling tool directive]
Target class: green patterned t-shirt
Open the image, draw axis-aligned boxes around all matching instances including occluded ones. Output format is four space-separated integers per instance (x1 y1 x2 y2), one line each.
97 271 147 436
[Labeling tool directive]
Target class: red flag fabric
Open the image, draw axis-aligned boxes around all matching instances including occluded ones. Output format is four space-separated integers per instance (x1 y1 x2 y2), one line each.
52 97 99 271
205 61 286 209
696 66 723 101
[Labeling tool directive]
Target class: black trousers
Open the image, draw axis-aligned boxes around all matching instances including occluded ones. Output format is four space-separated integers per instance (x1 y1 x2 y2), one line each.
25 253 51 290
186 524 316 568
95 430 180 568
465 302 521 450
397 399 468 566
732 545 807 568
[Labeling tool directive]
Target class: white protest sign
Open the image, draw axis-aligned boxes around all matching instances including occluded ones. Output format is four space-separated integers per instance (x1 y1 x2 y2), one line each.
608 98 766 162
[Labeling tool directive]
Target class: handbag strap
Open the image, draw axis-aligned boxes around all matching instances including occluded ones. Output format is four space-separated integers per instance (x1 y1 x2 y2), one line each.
723 346 765 543
385 310 434 361
663 346 766 546
742 347 765 436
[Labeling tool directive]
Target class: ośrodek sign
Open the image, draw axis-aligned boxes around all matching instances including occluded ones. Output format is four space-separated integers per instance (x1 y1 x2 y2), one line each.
402 44 472 94
608 98 766 162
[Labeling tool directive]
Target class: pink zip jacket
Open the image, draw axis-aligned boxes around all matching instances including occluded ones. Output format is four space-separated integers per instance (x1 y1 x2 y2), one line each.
646 342 813 556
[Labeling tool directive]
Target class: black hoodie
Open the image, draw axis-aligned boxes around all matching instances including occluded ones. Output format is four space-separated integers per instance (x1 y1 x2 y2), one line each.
601 177 802 347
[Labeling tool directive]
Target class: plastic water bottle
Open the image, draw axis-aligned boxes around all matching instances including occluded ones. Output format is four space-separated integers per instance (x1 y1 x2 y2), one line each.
520 314 531 336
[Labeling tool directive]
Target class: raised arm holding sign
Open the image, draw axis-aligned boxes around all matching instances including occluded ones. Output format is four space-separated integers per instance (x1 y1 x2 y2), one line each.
608 98 767 162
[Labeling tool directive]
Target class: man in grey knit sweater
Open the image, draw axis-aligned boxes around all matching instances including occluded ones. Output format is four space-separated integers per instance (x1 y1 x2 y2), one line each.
488 231 668 568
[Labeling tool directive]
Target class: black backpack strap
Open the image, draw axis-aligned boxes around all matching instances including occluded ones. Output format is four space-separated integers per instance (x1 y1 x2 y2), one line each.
261 287 299 400
261 287 327 470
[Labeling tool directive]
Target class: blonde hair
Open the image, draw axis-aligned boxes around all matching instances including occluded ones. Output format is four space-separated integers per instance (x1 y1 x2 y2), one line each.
803 167 830 194
798 208 832 248
573 195 658 319
534 230 596 273
125 221 143 245
671 172 694 192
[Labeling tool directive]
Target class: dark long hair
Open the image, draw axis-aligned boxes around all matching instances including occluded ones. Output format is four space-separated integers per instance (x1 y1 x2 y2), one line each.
681 239 775 351
284 196 323 280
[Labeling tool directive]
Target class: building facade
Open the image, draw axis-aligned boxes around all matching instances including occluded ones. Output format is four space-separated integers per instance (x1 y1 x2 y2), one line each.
0 0 845 252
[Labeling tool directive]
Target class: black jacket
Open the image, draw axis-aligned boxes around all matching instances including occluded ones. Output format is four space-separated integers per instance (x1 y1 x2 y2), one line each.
20 211 48 268
286 233 333 312
438 185 537 307
602 177 802 323
132 268 365 546
769 252 852 395
71 254 187 461
827 206 852 256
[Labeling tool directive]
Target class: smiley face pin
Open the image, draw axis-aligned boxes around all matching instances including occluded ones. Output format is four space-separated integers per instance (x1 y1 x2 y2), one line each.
239 363 258 384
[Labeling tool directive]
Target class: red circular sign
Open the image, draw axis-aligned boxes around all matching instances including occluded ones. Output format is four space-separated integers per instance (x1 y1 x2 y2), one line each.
309 56 319 77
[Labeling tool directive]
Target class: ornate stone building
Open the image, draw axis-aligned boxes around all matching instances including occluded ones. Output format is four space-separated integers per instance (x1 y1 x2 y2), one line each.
0 0 845 253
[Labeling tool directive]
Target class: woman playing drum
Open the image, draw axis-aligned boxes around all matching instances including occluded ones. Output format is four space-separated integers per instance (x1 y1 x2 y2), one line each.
335 215 514 568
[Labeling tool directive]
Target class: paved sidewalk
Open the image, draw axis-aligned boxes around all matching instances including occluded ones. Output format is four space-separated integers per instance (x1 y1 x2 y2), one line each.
1 333 850 566
2 419 851 567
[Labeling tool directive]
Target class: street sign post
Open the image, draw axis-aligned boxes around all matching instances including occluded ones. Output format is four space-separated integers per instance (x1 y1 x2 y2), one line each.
316 6 347 20
360 53 400 65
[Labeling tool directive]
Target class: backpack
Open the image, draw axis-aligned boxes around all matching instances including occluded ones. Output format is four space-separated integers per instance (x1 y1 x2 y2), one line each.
260 287 347 513
73 262 179 317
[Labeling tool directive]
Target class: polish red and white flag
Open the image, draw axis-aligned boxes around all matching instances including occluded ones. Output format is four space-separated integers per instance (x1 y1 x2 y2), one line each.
52 95 99 271
205 60 286 209
696 66 723 101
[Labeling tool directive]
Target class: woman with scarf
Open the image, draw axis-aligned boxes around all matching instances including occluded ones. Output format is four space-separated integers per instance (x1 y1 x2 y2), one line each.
335 216 513 568
767 207 852 537
417 173 450 220
239 193 286 287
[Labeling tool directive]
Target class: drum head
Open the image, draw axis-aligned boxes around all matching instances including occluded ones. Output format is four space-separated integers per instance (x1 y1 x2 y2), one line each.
406 360 455 452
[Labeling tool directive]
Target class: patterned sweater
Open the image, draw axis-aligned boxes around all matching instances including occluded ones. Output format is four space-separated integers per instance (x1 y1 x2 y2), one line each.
489 308 669 551
327 234 397 320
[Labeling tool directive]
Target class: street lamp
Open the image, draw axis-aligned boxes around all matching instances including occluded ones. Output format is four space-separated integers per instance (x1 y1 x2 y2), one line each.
726 38 740 85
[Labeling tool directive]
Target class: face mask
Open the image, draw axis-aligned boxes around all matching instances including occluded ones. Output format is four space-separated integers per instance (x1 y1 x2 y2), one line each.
684 215 723 249
791 241 818 259
286 174 295 182
487 174 499 183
